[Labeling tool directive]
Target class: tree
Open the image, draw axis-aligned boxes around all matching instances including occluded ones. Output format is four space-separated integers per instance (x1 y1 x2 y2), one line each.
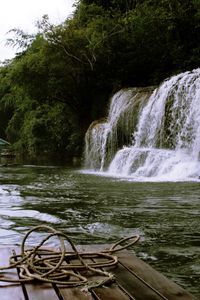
0 0 199 162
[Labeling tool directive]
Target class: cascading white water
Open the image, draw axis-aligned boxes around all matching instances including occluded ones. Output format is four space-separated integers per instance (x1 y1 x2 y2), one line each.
85 69 200 181
84 88 153 170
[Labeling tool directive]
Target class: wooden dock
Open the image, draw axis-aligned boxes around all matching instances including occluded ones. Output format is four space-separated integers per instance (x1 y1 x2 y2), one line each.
0 245 197 300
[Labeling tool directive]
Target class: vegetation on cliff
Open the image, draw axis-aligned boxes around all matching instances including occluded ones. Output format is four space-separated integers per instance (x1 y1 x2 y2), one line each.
0 0 199 162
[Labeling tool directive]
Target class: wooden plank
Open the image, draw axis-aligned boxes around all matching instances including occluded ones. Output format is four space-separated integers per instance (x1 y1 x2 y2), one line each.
113 251 196 300
58 246 130 300
108 259 166 300
58 287 94 300
14 248 60 300
0 245 197 300
0 248 25 300
24 282 59 300
78 245 197 300
77 245 164 299
77 245 132 300
93 283 132 300
56 249 94 300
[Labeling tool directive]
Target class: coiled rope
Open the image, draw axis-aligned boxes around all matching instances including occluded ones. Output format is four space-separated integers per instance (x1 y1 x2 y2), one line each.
0 225 140 290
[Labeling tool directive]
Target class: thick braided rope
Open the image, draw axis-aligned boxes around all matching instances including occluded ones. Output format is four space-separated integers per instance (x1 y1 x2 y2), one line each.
0 225 140 289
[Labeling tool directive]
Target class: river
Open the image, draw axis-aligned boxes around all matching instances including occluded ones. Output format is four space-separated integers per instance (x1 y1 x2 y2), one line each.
0 164 199 297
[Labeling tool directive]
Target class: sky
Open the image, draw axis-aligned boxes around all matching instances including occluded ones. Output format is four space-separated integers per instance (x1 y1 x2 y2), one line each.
0 0 75 62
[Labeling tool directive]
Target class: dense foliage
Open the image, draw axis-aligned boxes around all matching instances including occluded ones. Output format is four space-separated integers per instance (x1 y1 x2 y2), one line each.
0 0 199 163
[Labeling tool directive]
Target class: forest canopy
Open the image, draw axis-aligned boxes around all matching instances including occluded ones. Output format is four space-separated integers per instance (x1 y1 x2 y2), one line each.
0 0 199 163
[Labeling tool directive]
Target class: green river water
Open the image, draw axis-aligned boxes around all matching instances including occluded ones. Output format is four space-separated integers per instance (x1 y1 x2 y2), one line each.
0 165 199 297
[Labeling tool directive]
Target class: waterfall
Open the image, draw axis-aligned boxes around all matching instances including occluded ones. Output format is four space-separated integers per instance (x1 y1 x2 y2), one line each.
84 88 153 170
84 69 200 181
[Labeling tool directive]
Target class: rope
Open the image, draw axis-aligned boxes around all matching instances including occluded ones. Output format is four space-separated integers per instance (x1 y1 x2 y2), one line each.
0 225 140 291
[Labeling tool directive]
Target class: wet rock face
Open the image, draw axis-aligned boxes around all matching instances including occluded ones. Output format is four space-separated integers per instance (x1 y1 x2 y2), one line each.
84 119 107 170
84 87 154 170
